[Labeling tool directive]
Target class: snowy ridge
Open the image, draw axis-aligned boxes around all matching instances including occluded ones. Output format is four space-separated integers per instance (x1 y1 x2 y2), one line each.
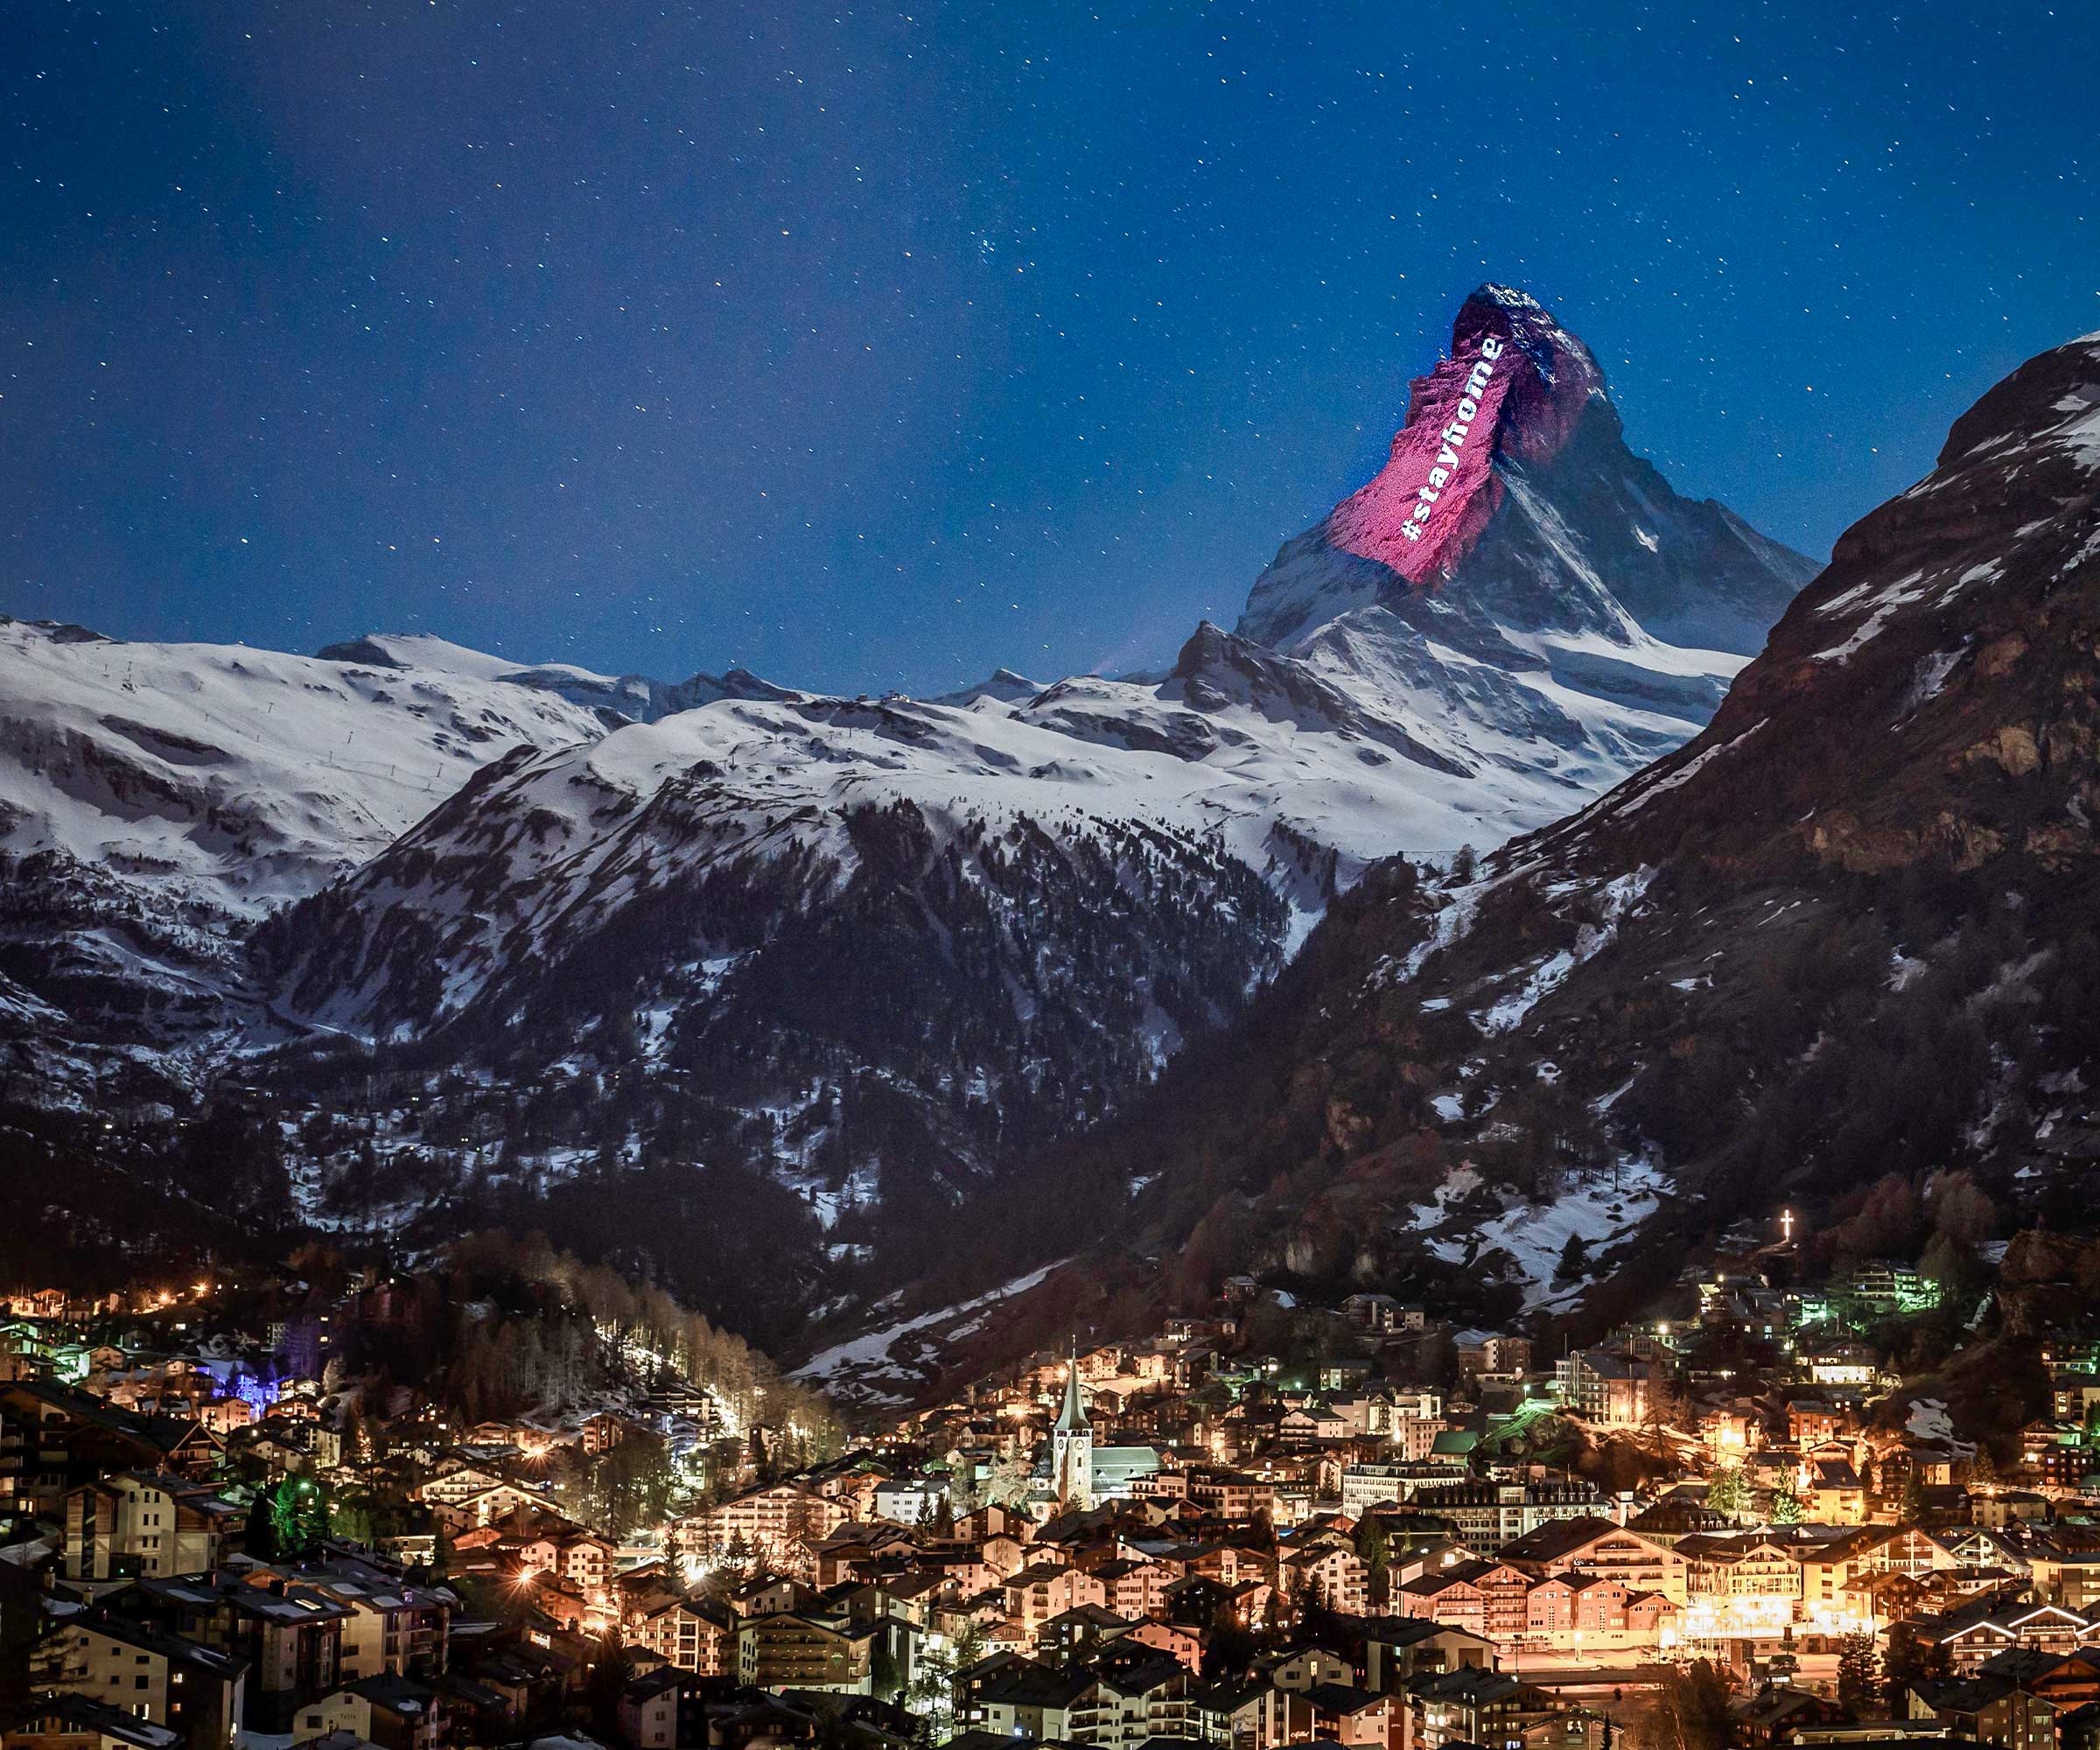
0 620 612 918
0 619 624 1102
262 620 1732 1043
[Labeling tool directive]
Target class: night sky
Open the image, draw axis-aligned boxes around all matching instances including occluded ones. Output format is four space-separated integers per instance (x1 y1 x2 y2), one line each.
4 4 2096 696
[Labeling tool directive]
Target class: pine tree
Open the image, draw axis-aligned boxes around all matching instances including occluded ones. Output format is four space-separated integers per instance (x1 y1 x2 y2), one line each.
1356 1516 1391 1605
871 1638 903 1704
1705 1466 1746 1520
1837 1633 1881 1719
248 1476 331 1561
1630 1660 1734 1750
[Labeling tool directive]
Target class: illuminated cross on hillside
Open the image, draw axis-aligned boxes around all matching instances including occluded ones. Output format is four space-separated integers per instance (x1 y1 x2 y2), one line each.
1781 1208 1796 1244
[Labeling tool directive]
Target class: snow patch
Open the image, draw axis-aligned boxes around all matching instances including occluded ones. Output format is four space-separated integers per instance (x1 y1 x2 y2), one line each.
792 1259 1070 1404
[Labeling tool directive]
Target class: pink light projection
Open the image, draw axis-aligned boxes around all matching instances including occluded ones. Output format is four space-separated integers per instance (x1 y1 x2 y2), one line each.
1326 285 1601 586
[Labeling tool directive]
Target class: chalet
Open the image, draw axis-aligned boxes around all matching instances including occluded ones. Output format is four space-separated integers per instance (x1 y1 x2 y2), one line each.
1117 1619 1202 1673
1400 1560 1535 1643
0 1690 188 1750
618 1666 714 1750
735 1613 872 1695
1905 1673 2061 1750
1797 1455 1867 1525
577 1411 631 1456
1908 1599 2094 1675
1342 1295 1405 1334
35 1616 248 1748
959 1658 1092 1740
626 1592 734 1677
1678 1534 1809 1606
689 1485 844 1573
1306 1682 1403 1748
1499 1517 1688 1604
1359 1617 1496 1690
1279 1544 1368 1615
0 1381 220 1516
1406 1479 1606 1551
122 1572 356 1730
1417 1665 1560 1750
288 1674 441 1750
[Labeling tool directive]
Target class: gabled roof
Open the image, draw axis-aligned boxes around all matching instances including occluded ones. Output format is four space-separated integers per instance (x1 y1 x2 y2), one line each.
1305 1683 1387 1716
1043 1604 1131 1630
1055 1346 1091 1436
1975 1646 2100 1684
1498 1516 1661 1567
67 1613 252 1680
1091 1656 1194 1698
1413 1664 1525 1703
341 1672 437 1714
1359 1616 1494 1648
1399 1559 1522 1595
622 1664 698 1703
4 1691 182 1750
973 1661 1096 1709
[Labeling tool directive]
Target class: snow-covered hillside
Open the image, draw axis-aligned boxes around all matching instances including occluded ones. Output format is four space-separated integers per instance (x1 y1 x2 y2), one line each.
264 617 1724 1046
0 624 617 917
0 621 618 1102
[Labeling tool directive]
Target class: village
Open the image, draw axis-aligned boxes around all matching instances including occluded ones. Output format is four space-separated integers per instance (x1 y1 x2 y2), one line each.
2 1209 2099 1750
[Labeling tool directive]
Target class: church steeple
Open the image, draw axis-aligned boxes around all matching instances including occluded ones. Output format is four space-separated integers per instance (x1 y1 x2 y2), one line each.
1054 1340 1090 1434
1050 1340 1094 1511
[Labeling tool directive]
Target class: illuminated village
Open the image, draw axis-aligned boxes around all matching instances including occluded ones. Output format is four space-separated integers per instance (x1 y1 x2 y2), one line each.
1 1205 2097 1750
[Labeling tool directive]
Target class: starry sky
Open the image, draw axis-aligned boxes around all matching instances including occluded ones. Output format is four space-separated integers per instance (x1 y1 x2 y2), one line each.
4 3 2096 696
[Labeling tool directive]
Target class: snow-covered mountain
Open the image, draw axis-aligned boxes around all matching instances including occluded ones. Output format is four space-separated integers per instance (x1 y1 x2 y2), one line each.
0 284 1814 1336
312 635 797 724
0 624 623 1105
1241 284 1812 728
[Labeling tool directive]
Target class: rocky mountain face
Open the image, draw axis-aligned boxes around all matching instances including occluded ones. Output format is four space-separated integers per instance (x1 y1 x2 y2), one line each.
1240 285 1812 672
0 286 1814 1345
922 326 2100 1401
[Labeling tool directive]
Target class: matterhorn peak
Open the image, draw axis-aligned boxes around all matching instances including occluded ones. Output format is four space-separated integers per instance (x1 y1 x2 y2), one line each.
1236 284 1814 658
1326 284 1605 584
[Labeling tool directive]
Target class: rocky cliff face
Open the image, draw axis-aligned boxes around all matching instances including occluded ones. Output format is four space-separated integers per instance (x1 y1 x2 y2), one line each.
1239 284 1814 662
1565 327 2100 878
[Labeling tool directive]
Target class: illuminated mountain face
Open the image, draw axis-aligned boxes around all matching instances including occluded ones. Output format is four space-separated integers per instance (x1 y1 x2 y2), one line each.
1326 284 1603 584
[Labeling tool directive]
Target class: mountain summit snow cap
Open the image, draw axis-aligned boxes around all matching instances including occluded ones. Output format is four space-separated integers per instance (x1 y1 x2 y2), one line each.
1326 284 1605 584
